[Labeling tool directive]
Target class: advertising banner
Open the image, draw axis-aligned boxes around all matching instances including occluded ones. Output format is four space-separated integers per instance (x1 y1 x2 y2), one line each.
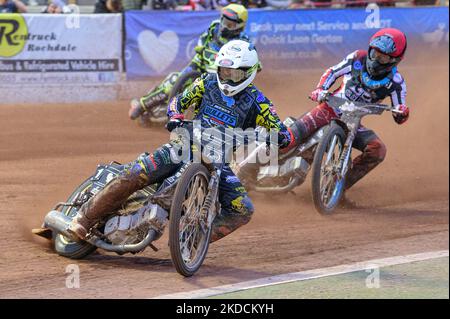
125 7 449 79
0 14 122 84
125 10 219 79
248 7 449 71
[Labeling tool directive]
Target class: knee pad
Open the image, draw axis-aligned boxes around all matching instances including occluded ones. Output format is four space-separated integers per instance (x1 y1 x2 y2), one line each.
123 150 165 180
231 195 254 220
139 145 175 172
121 158 150 185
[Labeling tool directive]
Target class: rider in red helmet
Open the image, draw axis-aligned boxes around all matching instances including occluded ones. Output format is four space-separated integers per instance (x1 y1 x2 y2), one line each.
366 28 407 78
289 28 410 207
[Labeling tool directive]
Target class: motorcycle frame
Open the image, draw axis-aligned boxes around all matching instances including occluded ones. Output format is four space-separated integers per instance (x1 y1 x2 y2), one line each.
248 96 395 193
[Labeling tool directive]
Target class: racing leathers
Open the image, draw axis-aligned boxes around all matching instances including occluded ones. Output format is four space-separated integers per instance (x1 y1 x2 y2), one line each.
295 50 409 189
70 73 291 242
135 20 252 115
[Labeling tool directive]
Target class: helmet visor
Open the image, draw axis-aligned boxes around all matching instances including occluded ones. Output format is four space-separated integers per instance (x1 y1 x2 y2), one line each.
369 48 400 65
218 67 247 84
220 16 242 31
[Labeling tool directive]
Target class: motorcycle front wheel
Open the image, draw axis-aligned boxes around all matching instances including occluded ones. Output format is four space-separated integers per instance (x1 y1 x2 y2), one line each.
169 163 212 277
311 123 347 214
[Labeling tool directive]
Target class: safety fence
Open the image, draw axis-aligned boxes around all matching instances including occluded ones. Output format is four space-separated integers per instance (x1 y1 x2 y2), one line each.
0 6 448 86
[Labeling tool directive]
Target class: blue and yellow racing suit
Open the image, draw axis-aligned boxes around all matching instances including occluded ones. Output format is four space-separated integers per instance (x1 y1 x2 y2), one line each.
126 73 291 242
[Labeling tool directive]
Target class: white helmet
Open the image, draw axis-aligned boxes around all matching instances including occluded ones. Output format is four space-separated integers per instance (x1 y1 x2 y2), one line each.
215 39 259 97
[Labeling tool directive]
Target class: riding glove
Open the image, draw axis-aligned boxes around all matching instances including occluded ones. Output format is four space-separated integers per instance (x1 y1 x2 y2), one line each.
310 88 328 103
393 104 409 125
166 114 185 132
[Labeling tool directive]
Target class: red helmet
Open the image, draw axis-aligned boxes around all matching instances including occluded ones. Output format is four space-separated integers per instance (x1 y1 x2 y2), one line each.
366 28 407 77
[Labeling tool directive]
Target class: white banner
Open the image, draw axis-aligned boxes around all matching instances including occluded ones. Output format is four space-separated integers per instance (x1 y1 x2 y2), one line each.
0 13 122 84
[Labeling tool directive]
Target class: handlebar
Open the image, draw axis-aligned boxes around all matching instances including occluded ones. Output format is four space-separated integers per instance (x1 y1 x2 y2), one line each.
321 93 401 114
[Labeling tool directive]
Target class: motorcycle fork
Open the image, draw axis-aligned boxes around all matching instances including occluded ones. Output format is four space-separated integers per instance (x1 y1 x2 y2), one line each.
200 169 220 230
336 119 359 179
339 135 355 178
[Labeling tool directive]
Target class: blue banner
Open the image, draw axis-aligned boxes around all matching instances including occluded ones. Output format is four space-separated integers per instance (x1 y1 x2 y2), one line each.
125 10 219 78
125 7 449 79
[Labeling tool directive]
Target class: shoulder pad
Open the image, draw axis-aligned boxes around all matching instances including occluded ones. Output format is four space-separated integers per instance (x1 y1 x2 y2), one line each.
209 20 221 31
392 71 404 84
349 50 367 70
246 84 265 101
354 50 367 59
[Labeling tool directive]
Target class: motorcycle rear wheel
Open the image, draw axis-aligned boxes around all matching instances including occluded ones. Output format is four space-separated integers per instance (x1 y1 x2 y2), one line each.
169 163 212 277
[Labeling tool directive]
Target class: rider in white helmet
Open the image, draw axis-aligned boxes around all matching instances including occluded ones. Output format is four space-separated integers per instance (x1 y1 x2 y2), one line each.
214 39 259 97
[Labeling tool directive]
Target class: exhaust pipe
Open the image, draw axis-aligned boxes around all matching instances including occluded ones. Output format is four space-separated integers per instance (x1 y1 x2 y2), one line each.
254 175 300 193
44 210 159 254
43 210 79 241
86 229 158 254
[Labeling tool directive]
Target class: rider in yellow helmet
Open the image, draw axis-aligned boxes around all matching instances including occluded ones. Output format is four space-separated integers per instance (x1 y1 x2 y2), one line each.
218 3 248 41
128 4 252 123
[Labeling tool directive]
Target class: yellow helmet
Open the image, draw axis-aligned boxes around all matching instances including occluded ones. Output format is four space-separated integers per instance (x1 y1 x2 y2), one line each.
219 4 248 39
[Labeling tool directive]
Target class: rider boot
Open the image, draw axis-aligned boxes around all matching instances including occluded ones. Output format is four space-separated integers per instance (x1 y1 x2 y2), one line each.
69 171 149 240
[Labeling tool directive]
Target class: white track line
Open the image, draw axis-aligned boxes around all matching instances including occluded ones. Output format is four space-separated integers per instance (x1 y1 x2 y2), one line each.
154 250 449 299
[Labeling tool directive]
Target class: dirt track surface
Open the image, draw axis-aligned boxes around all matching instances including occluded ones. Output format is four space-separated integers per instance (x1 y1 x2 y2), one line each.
0 61 448 298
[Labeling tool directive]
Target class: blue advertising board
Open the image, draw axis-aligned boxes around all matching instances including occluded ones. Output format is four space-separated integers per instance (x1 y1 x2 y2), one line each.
125 7 449 79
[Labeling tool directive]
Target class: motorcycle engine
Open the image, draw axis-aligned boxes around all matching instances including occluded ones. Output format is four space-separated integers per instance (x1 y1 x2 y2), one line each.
258 156 310 184
103 203 168 245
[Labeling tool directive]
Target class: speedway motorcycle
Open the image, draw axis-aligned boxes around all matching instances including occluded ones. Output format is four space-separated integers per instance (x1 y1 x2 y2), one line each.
33 122 234 277
237 94 402 214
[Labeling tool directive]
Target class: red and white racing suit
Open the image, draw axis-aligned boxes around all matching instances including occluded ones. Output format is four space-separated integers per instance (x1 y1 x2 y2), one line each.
296 50 408 189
